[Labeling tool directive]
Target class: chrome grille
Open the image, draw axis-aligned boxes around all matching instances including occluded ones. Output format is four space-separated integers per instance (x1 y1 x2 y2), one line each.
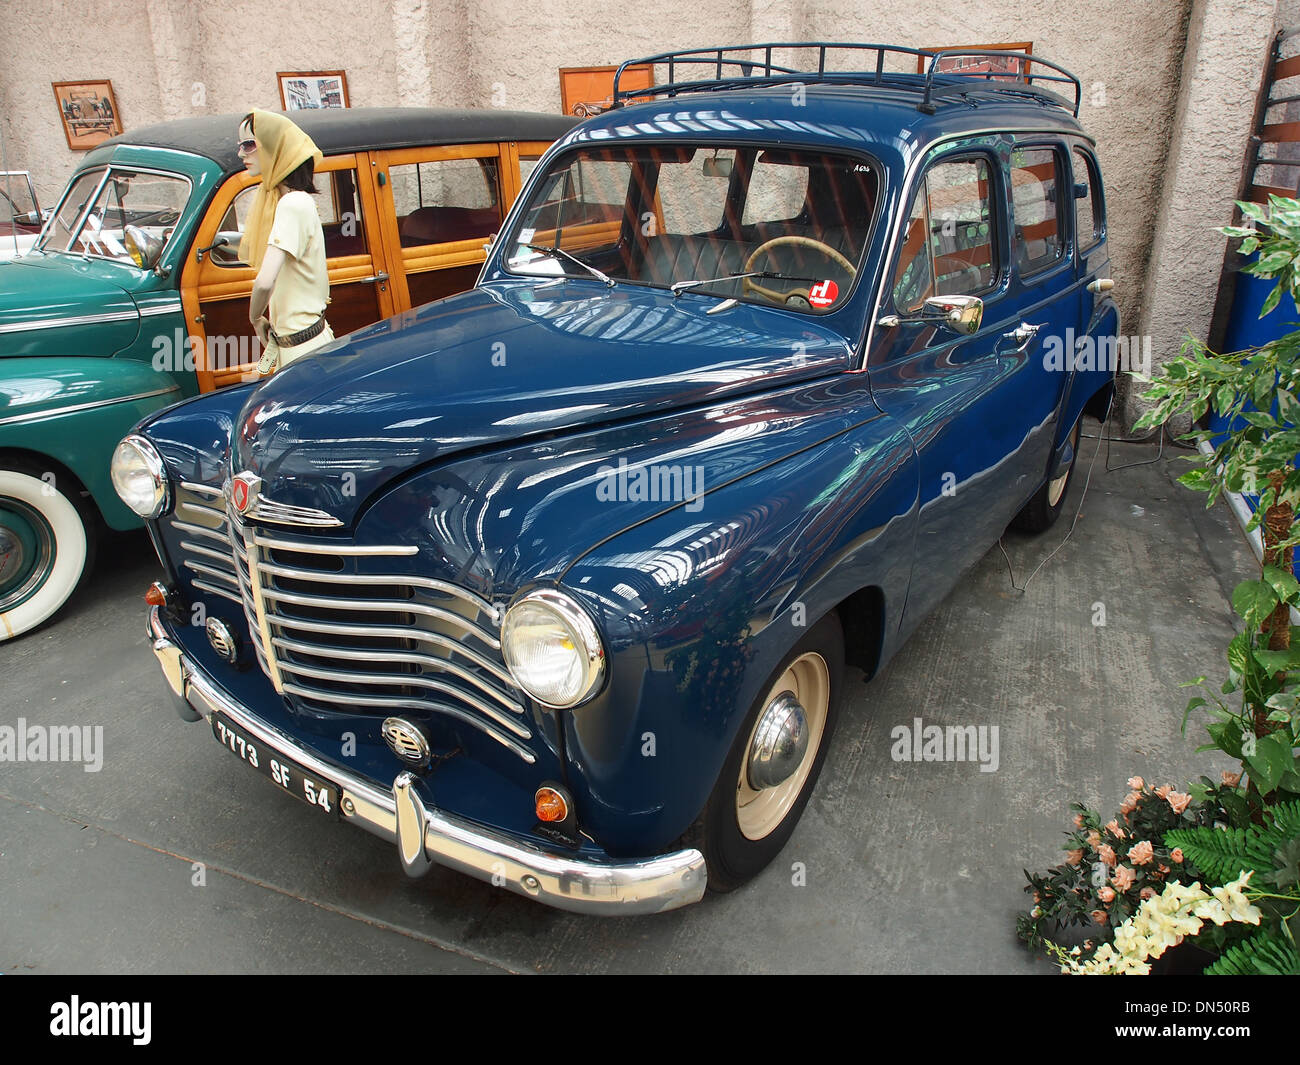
167 484 534 764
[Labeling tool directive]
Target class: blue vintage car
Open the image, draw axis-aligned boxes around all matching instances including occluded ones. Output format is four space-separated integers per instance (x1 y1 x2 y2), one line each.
116 44 1117 914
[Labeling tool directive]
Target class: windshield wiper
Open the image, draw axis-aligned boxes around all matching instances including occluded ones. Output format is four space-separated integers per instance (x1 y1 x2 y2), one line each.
520 243 615 287
670 270 822 297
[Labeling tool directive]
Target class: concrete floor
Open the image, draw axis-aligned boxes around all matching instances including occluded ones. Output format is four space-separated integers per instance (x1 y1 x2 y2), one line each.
0 427 1255 974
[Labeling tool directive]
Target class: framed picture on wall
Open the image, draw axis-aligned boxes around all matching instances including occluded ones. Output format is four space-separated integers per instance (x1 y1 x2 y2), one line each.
52 80 122 150
559 65 653 117
277 71 350 111
917 43 1033 79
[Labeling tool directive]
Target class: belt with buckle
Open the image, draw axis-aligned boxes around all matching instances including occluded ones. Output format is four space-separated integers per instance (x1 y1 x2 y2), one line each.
272 315 327 348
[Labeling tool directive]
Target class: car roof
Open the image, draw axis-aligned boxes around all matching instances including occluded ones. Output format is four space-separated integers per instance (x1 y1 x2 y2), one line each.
562 81 1089 162
93 108 577 177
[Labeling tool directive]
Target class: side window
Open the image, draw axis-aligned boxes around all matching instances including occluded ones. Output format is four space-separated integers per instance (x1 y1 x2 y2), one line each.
1072 147 1102 252
390 157 501 248
892 157 997 312
1011 146 1064 276
211 168 368 266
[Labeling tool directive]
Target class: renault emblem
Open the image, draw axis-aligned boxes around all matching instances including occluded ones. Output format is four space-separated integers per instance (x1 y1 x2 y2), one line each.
230 472 261 515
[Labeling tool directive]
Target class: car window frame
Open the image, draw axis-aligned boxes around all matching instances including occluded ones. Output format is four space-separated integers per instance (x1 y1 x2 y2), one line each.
1070 143 1105 255
886 147 1005 315
1008 139 1070 282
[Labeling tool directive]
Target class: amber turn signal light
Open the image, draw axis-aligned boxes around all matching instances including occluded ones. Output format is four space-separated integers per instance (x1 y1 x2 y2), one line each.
535 787 569 823
145 581 170 607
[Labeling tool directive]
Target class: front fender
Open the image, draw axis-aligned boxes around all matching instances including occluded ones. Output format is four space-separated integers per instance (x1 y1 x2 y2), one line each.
0 357 184 529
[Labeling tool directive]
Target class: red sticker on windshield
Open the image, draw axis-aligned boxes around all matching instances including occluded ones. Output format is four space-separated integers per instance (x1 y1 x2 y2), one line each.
808 279 839 308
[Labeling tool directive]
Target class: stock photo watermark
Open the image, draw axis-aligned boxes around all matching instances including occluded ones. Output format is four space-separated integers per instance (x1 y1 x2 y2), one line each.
0 718 103 772
1041 328 1151 377
890 716 999 772
595 457 705 511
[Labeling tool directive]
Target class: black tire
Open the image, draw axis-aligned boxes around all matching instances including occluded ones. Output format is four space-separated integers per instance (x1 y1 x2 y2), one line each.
0 461 98 641
1011 416 1082 534
682 611 845 892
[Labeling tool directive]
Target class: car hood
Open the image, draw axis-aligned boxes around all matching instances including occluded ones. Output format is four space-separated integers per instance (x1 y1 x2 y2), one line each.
0 254 139 356
230 279 853 526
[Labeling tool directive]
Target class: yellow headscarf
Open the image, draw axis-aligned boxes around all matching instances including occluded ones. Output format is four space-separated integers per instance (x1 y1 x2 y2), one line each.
237 110 323 269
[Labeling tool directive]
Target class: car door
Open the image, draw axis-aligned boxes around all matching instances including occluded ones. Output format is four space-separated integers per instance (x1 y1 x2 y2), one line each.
866 145 1054 625
183 155 398 391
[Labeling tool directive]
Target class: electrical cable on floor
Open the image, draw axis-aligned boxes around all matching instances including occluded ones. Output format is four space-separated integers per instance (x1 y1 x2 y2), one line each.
997 412 1108 593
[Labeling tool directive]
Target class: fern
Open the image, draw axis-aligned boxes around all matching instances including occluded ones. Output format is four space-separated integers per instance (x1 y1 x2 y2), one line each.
1166 800 1300 886
1204 929 1300 975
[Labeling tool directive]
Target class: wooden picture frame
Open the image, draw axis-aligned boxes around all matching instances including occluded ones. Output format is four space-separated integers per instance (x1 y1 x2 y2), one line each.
559 65 654 117
916 43 1033 79
52 80 122 151
277 70 350 111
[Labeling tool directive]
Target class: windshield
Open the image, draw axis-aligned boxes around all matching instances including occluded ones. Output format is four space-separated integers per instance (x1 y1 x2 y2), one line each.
502 144 877 313
37 167 190 263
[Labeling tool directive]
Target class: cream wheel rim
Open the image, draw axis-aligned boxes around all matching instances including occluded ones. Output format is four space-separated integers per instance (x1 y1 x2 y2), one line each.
1047 422 1081 507
735 651 830 840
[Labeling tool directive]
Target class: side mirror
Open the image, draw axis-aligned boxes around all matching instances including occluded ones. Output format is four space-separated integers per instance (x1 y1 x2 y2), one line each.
922 294 983 335
703 153 733 178
124 224 164 272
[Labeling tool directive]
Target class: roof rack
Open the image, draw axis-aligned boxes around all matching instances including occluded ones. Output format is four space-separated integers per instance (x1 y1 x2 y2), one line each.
612 42 1082 117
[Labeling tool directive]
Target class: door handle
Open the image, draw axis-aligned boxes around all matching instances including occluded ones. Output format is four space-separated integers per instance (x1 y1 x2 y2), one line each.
1003 321 1042 345
358 271 390 284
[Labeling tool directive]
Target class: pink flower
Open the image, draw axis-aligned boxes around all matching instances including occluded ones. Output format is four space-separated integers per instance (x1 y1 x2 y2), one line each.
1072 813 1085 829
1087 830 1102 848
1111 865 1136 892
1120 791 1141 815
1128 840 1154 866
1098 886 1115 903
1170 849 1184 864
1127 776 1145 790
1106 819 1126 839
1221 771 1241 788
1097 844 1117 867
1065 849 1084 866
1167 791 1192 815
1140 887 1156 900
1155 784 1173 799
1091 909 1109 927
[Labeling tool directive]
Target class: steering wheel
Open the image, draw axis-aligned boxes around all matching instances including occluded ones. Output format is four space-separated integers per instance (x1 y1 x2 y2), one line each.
743 236 855 309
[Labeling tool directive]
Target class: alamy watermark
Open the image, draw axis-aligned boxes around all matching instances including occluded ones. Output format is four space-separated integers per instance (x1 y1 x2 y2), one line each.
151 327 263 373
50 996 150 1045
1041 328 1151 377
889 716 999 772
0 718 103 772
596 458 704 511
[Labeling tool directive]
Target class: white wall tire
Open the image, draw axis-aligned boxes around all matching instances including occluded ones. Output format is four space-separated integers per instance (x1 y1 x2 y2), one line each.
0 466 95 642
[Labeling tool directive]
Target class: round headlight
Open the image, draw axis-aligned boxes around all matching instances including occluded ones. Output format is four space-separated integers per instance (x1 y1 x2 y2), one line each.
501 590 605 709
111 434 170 518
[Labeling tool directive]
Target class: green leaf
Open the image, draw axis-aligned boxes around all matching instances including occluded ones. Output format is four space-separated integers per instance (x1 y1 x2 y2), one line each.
1204 930 1300 975
1254 648 1300 674
1263 565 1300 604
1239 201 1269 224
1278 389 1300 424
1206 719 1245 759
1234 581 1280 627
1262 282 1285 318
1228 632 1252 676
1246 732 1295 793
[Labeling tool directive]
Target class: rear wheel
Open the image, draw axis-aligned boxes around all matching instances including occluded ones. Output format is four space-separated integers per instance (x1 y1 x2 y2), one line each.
0 464 97 641
1012 417 1082 534
683 612 844 891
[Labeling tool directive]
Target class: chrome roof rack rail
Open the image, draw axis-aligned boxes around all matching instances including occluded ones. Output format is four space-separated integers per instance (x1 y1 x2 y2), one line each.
611 42 1082 118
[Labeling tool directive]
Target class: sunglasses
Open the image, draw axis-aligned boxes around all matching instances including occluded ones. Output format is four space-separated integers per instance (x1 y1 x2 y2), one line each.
237 139 257 154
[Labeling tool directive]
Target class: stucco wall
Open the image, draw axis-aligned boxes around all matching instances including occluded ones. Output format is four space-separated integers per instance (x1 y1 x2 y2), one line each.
0 0 1272 416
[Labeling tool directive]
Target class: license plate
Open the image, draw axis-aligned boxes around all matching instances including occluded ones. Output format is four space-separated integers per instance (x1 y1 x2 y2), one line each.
211 712 340 819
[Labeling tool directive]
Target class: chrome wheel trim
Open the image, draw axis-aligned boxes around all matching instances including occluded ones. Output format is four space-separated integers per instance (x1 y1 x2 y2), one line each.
735 651 830 841
0 499 54 613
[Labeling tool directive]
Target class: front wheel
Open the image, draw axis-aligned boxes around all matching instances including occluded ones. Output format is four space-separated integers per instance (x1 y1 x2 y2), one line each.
683 612 844 892
0 465 97 641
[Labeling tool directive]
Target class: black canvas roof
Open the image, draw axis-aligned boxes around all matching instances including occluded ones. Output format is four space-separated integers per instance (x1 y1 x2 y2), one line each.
94 107 576 175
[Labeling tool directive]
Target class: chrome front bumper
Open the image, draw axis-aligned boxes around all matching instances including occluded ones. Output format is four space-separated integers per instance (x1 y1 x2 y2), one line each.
147 606 706 915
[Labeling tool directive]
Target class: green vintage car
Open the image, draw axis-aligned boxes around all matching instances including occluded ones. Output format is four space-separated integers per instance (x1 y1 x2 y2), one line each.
0 107 572 641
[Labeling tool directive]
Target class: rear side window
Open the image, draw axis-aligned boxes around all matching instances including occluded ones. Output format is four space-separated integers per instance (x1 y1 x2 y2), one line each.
892 156 997 312
1072 147 1102 252
1010 146 1064 276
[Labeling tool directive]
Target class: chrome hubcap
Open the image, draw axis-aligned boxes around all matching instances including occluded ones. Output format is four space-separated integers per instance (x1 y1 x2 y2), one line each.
1047 422 1081 508
735 651 830 841
0 526 23 587
747 693 809 790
